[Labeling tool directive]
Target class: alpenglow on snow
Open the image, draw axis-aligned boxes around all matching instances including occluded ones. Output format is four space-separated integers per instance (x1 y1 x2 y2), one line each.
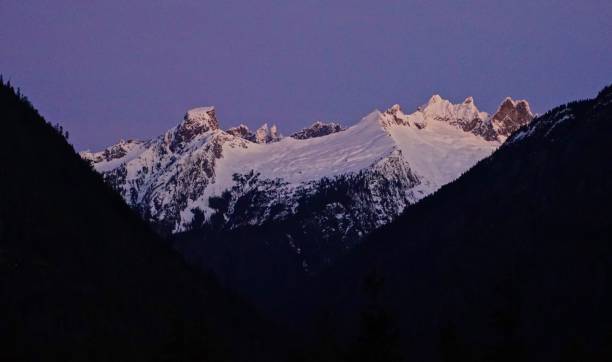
81 95 533 236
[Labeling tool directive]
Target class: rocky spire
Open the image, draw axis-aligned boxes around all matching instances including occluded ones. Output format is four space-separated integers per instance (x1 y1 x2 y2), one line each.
387 104 402 113
418 94 486 130
255 123 282 144
170 107 220 150
428 94 444 105
227 124 256 142
382 104 413 127
490 98 534 138
183 107 219 131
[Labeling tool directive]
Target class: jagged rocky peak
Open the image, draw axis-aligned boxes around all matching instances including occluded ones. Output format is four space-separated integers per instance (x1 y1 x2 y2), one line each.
226 124 256 142
428 94 479 112
104 139 138 159
490 97 534 138
255 123 281 144
382 104 414 128
80 138 142 163
290 121 345 140
376 94 534 142
387 104 402 113
227 123 282 143
428 94 444 104
420 94 487 130
83 91 536 234
184 107 219 130
381 95 486 131
170 106 220 149
419 94 479 116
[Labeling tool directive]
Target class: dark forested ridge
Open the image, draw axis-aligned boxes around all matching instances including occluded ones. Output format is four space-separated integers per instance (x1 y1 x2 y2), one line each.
293 85 612 361
0 79 283 361
3 76 611 361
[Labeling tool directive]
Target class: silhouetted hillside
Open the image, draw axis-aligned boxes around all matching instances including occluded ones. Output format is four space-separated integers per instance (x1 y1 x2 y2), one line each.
296 85 612 361
0 79 281 362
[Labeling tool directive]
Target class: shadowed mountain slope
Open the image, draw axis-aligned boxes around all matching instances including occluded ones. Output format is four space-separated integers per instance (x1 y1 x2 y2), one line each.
296 85 612 361
0 80 282 362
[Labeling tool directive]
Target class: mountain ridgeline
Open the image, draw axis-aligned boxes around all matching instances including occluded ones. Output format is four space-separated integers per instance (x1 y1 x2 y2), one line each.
294 85 612 361
0 79 283 362
82 95 532 237
4 75 611 361
82 94 533 311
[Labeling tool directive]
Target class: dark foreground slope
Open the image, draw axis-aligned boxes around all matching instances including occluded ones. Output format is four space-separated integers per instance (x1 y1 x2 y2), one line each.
0 80 280 361
299 86 612 361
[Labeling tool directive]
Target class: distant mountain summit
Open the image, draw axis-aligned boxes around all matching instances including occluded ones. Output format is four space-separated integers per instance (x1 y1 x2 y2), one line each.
0 79 276 362
410 94 533 141
171 107 220 150
290 121 345 139
297 84 612 362
226 124 256 142
254 123 281 144
81 94 532 242
80 93 534 314
226 122 281 143
491 97 533 138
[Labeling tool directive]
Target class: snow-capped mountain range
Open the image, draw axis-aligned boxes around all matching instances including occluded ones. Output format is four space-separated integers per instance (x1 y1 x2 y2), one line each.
81 95 533 237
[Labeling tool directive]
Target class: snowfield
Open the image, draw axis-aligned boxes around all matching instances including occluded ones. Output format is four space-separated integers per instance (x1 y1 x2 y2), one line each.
81 94 532 233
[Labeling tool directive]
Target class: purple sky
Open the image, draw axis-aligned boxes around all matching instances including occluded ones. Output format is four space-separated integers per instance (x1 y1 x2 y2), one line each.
2 1 611 151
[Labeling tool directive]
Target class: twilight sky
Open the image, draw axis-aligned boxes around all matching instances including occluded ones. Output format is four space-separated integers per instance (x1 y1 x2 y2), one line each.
1 1 611 151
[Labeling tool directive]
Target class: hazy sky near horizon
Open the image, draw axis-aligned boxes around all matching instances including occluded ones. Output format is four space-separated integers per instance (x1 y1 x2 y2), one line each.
1 0 611 150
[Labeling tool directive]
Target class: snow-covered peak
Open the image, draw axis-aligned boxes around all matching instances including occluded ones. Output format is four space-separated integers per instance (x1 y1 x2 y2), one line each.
427 94 444 105
183 106 219 131
382 94 535 142
186 106 214 113
501 97 515 105
358 110 384 126
83 93 532 233
388 104 402 113
168 106 220 149
80 139 144 164
379 95 492 134
416 94 487 130
381 104 415 128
